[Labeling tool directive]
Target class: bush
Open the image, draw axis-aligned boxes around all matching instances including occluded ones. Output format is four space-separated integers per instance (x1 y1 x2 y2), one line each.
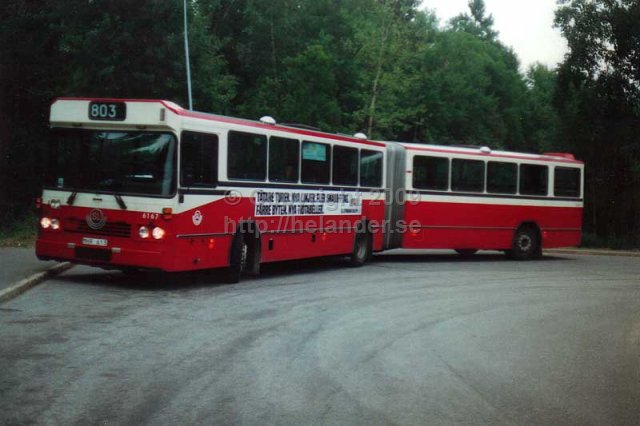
0 204 37 247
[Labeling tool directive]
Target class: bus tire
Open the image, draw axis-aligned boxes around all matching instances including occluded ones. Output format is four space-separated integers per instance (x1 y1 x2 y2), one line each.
507 225 540 260
226 233 248 284
455 249 478 258
349 229 372 267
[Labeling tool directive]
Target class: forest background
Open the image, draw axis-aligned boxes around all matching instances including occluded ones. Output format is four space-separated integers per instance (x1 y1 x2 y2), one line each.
1 0 638 248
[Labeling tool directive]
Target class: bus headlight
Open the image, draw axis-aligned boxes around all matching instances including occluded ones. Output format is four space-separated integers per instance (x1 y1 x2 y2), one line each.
50 218 60 230
40 217 51 229
152 227 165 240
138 226 150 239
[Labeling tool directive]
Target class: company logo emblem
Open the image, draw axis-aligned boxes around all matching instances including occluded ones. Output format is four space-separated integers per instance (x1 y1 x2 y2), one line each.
86 209 107 230
192 210 203 226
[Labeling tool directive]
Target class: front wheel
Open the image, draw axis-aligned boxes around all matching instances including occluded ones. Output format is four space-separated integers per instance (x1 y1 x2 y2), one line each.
226 235 248 283
507 226 540 260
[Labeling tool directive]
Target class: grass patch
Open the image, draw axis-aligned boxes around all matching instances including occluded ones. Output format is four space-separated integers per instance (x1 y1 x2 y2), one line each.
0 212 38 248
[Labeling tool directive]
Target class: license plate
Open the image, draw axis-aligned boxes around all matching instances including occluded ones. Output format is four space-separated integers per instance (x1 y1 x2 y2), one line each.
82 237 108 247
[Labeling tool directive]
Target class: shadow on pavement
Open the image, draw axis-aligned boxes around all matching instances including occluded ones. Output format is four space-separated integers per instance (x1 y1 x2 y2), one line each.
372 252 574 264
56 251 574 291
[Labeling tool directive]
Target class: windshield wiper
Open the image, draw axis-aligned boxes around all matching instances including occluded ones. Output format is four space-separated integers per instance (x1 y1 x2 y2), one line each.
67 191 78 206
114 192 127 210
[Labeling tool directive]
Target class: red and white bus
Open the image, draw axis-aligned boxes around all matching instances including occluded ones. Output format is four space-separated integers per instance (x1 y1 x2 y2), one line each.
36 98 583 281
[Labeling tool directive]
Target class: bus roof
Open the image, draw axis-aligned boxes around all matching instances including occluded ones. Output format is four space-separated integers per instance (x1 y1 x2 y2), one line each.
396 142 583 165
51 98 582 164
51 97 386 148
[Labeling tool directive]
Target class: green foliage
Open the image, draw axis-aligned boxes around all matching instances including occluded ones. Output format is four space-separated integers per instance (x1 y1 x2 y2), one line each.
0 210 37 248
555 0 640 248
523 63 560 152
449 0 498 41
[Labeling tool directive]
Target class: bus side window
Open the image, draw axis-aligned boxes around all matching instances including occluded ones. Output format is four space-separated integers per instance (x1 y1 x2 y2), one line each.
413 156 448 190
487 161 517 194
301 141 331 184
554 167 581 197
269 137 299 183
228 131 267 181
333 146 358 186
360 150 383 188
180 131 218 187
451 159 485 192
520 164 548 196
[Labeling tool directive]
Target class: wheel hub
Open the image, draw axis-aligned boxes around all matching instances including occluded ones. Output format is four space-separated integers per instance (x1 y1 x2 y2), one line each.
518 235 532 251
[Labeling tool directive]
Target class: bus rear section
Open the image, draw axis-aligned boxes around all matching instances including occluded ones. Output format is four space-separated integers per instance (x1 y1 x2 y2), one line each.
393 144 583 259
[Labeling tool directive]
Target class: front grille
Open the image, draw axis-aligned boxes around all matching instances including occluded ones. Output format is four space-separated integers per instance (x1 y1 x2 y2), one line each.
75 247 112 262
64 218 132 238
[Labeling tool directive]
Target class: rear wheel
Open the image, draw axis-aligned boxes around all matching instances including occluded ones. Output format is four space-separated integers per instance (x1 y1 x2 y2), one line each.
507 226 540 260
349 230 372 267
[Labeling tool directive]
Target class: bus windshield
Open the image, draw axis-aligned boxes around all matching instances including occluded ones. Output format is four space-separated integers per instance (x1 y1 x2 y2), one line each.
45 129 177 197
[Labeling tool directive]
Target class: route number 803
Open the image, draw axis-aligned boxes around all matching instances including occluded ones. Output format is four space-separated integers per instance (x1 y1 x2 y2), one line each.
88 102 126 121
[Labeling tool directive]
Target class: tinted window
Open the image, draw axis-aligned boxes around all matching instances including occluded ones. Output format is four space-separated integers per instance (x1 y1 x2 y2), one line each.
228 131 267 180
413 156 448 190
301 141 330 184
554 167 581 197
520 164 548 196
333 146 358 186
181 132 218 187
487 161 517 194
269 137 299 183
451 159 485 192
360 150 383 187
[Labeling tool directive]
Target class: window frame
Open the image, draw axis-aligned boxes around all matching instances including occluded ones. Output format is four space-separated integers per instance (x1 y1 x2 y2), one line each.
359 149 384 188
227 130 268 182
412 155 450 191
332 144 359 187
519 163 549 196
553 166 582 198
486 161 518 195
451 158 486 193
180 130 219 188
301 140 332 185
268 136 300 184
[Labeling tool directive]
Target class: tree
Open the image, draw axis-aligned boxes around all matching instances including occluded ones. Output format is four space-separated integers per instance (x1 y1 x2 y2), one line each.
555 0 640 247
449 0 498 41
523 63 560 152
0 0 236 223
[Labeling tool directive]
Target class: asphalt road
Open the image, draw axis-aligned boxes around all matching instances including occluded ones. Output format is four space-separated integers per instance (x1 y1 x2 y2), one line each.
1 251 639 425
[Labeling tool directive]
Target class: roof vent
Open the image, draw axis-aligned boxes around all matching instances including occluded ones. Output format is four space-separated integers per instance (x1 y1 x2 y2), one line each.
353 132 368 140
479 146 491 154
260 116 276 125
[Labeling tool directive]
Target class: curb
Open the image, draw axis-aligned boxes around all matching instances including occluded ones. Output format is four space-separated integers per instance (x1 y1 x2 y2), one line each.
0 262 74 304
545 249 640 258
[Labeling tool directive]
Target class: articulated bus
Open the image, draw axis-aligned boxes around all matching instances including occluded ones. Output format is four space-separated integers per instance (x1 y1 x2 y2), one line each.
36 98 583 282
